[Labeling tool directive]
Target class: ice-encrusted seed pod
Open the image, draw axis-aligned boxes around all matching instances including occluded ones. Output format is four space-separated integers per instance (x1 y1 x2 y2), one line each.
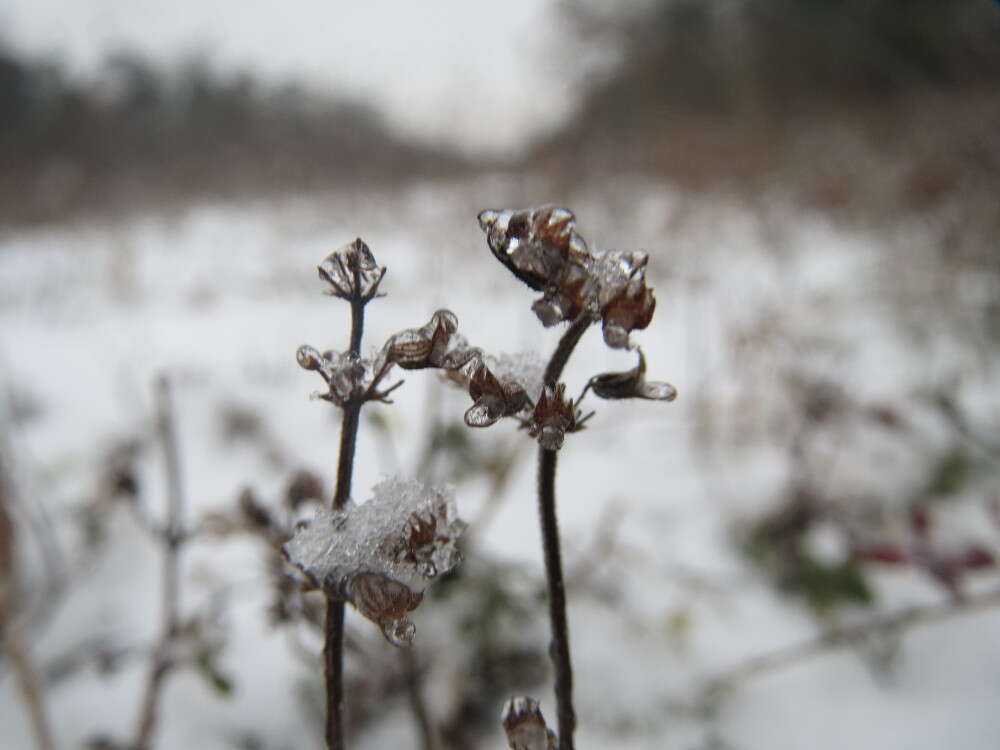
478 206 589 293
478 206 660 342
528 384 577 451
501 696 557 750
282 477 465 646
317 238 386 300
296 344 324 371
464 361 533 428
384 309 461 370
587 349 677 402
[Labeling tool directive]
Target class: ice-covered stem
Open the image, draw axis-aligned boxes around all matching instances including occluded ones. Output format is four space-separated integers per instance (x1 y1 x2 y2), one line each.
536 315 589 750
133 376 186 750
324 243 379 750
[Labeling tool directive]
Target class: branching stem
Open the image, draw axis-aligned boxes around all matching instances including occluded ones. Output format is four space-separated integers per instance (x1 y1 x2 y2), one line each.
702 585 1000 701
325 268 371 750
133 376 186 750
538 314 590 750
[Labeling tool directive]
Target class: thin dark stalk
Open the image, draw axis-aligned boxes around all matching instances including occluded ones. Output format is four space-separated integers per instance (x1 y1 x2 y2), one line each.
543 316 591 387
0 456 55 750
403 647 439 750
537 314 590 750
325 277 368 750
0 613 55 750
134 376 185 750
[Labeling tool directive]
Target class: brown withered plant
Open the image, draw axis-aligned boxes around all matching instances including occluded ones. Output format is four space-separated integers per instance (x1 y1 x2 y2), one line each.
291 209 674 750
290 240 475 750
468 206 677 750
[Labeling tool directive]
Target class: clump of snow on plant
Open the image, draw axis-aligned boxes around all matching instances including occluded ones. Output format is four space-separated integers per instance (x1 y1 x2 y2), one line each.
485 351 546 402
283 476 465 646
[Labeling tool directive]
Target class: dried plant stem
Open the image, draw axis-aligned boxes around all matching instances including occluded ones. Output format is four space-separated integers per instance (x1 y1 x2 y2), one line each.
134 377 186 750
703 585 1000 700
325 284 368 750
0 611 55 750
1 456 55 750
538 315 590 750
403 647 439 750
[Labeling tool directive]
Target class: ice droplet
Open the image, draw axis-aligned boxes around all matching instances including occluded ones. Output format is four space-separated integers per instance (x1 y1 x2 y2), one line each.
602 323 630 350
465 399 502 428
381 617 417 647
296 344 323 371
640 381 677 401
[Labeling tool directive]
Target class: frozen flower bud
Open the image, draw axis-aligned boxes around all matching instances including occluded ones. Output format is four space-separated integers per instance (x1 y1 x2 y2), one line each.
384 309 464 370
282 477 465 646
296 344 324 371
588 349 677 401
592 249 656 349
501 696 557 750
477 207 659 338
478 207 588 293
528 384 577 451
464 361 533 428
317 238 386 301
297 345 387 406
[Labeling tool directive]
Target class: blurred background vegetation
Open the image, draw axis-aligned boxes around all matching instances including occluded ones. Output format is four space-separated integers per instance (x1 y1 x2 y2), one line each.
2 0 999 226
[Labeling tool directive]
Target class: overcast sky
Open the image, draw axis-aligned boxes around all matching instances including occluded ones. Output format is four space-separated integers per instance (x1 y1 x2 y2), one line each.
0 0 589 155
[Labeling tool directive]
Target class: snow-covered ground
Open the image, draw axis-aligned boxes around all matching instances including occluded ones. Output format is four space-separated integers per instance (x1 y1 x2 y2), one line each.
1 179 998 749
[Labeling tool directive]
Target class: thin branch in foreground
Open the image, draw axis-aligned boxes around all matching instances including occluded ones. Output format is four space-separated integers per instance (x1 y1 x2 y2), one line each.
132 376 187 750
324 243 378 750
1 453 55 750
701 585 1000 701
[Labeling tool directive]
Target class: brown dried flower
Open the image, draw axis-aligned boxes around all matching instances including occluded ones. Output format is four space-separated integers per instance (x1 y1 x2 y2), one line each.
383 309 480 372
478 206 657 349
464 360 533 428
528 384 583 451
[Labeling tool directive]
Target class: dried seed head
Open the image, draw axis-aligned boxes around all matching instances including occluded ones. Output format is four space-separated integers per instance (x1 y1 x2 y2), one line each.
296 346 393 406
528 384 577 451
317 238 386 301
588 349 677 402
282 477 465 646
477 207 658 345
501 696 557 750
384 309 465 370
464 361 533 428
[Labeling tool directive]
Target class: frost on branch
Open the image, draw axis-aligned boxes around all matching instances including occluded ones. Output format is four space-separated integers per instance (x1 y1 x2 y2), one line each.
282 477 465 646
477 206 656 349
501 696 557 750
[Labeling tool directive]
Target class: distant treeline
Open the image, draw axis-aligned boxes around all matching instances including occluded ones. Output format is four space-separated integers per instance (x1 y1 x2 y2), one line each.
541 0 1000 212
563 0 1000 129
0 46 467 224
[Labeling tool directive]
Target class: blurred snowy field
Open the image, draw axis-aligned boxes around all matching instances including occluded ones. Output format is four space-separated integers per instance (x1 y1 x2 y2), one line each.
1 178 999 750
